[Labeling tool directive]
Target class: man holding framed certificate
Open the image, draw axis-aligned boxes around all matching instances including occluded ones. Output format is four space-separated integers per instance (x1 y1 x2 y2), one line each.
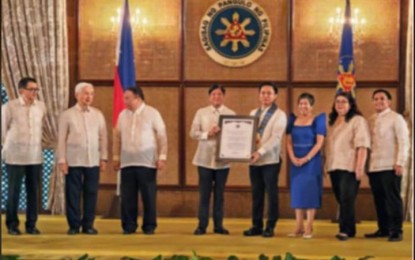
243 82 287 238
190 84 236 235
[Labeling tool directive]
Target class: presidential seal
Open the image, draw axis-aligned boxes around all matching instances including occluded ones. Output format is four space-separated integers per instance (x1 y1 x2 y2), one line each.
199 0 271 67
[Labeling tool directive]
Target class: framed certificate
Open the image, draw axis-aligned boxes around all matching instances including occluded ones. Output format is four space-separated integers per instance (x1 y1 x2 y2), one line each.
216 115 258 162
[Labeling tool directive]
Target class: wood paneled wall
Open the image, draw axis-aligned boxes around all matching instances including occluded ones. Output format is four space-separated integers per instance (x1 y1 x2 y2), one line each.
68 0 410 219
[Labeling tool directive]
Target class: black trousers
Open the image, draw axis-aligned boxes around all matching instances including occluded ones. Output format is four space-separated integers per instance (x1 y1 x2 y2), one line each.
330 170 360 237
368 170 403 234
65 166 99 230
197 166 229 230
121 166 157 232
249 163 281 230
6 164 42 230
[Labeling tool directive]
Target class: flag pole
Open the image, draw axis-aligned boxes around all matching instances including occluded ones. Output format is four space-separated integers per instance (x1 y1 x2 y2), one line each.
104 0 136 219
331 0 360 224
116 170 121 196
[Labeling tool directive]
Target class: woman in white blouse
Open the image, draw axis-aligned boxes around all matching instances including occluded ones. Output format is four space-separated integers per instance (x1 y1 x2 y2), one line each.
325 92 370 241
190 84 236 235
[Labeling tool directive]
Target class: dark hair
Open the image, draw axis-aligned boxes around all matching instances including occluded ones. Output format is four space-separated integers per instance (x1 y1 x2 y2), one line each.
372 89 392 100
18 77 37 89
258 82 278 94
125 86 145 100
328 92 362 126
297 92 315 106
208 84 226 95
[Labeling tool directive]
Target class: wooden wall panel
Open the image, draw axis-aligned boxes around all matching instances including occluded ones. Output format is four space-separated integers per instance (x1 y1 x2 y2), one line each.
185 87 289 187
91 86 179 185
184 0 288 81
142 86 180 185
90 87 115 184
70 0 408 219
96 188 378 220
292 0 400 81
78 0 181 80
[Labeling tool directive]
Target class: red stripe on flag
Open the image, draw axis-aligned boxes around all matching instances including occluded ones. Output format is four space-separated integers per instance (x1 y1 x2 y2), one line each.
112 67 125 127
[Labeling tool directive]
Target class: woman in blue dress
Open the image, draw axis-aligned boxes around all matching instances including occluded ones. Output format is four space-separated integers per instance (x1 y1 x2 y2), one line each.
286 93 326 239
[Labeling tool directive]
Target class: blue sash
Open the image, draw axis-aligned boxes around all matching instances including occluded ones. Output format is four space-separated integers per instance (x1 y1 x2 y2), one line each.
255 103 278 137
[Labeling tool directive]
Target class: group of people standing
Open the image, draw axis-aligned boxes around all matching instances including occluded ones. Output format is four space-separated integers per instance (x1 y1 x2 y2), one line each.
190 83 409 242
2 78 167 236
1 79 409 243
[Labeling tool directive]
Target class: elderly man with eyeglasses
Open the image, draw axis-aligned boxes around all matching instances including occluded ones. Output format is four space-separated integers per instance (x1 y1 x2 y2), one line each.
57 82 108 235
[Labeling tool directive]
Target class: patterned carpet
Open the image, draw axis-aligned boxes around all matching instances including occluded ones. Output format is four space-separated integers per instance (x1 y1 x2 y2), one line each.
1 215 413 260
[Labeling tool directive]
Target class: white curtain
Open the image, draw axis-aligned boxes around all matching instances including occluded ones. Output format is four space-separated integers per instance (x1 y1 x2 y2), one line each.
1 0 69 214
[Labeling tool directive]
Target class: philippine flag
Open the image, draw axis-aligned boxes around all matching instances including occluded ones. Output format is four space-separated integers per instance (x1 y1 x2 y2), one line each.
113 0 136 127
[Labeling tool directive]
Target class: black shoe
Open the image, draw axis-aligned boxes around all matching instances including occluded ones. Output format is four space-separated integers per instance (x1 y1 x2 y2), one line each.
364 230 389 238
8 228 21 236
67 228 80 235
143 229 155 235
243 227 262 236
214 227 229 235
82 228 98 235
262 227 274 238
123 230 136 235
26 227 41 235
194 227 206 235
335 233 349 241
388 233 403 242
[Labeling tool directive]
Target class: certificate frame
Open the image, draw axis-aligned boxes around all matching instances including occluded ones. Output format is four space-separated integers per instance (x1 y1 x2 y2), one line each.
216 115 258 162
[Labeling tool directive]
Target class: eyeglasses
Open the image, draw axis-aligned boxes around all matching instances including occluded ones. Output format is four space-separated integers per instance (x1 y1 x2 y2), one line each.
335 100 349 104
24 88 40 92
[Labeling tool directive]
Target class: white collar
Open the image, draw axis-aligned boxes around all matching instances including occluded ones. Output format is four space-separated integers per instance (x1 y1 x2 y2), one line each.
210 105 224 113
260 105 271 112
377 108 391 117
18 96 37 106
75 103 90 112
132 102 146 115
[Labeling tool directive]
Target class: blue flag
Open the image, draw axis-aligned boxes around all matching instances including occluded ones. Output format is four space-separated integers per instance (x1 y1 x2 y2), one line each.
336 0 356 97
